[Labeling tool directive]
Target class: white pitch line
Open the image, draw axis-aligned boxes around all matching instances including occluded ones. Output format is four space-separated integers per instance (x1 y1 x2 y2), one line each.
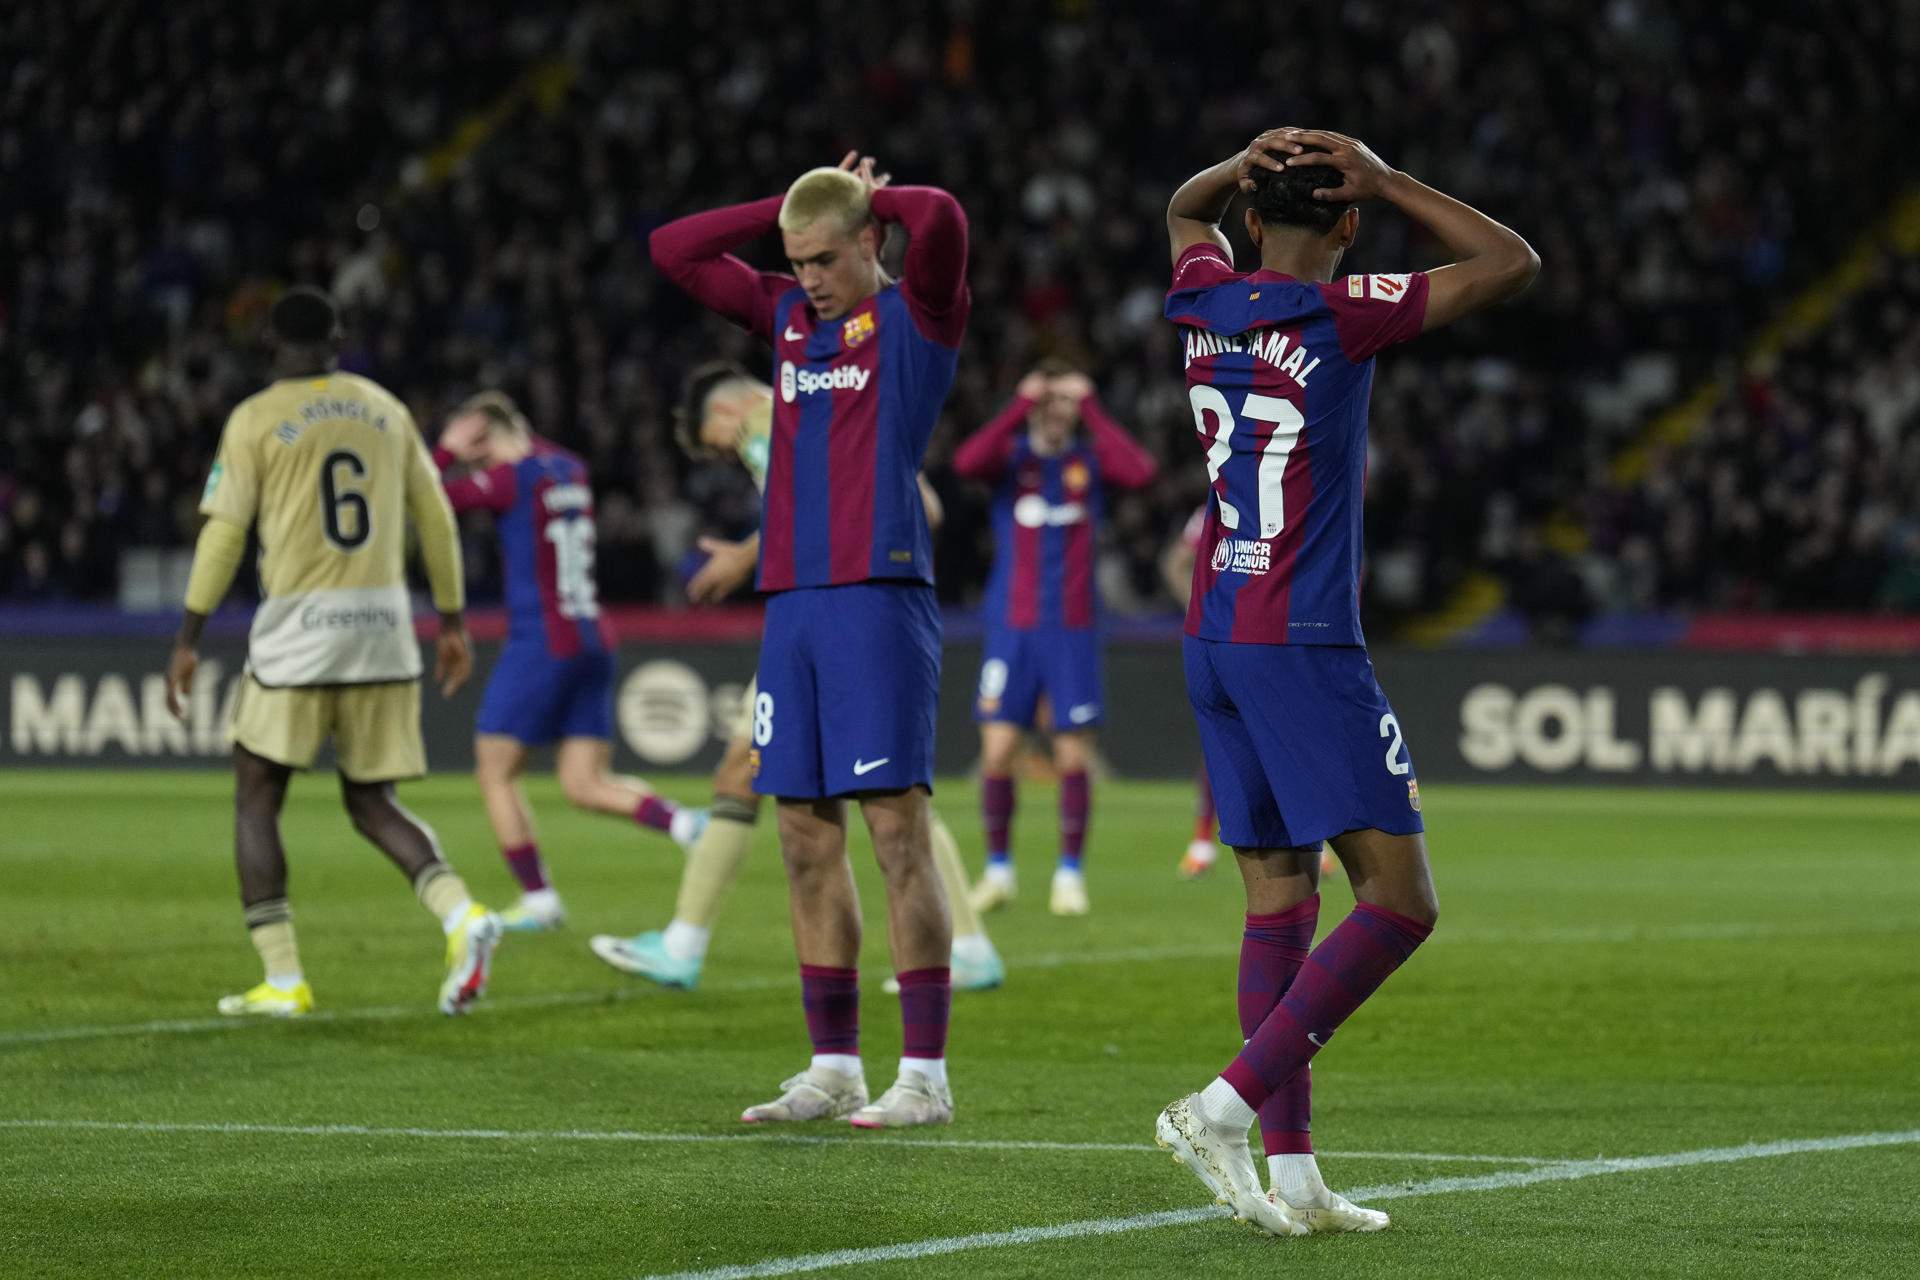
0 1118 1549 1164
636 1129 1920 1280
7 919 1915 1048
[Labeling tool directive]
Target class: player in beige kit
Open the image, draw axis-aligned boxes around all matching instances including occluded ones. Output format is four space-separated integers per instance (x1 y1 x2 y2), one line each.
165 287 502 1018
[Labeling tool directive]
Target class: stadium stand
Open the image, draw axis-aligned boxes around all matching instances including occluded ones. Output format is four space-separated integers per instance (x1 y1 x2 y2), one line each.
3 1 1916 632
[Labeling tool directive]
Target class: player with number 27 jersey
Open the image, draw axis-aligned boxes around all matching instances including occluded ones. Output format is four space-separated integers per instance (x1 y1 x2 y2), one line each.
1166 241 1430 848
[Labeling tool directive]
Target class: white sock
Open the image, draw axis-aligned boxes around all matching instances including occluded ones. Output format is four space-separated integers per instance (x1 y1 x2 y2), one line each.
1197 1076 1256 1131
1267 1153 1325 1205
985 862 1016 887
1052 864 1084 882
265 972 304 991
439 900 473 935
520 887 561 912
951 933 995 965
668 807 702 845
810 1053 862 1078
900 1056 948 1089
662 920 710 962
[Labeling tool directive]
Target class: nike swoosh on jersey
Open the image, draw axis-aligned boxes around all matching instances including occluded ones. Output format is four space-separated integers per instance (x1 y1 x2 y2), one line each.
784 326 805 341
852 757 891 776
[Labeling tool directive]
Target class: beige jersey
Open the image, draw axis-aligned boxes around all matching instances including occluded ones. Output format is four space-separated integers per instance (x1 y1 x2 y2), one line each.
200 371 462 687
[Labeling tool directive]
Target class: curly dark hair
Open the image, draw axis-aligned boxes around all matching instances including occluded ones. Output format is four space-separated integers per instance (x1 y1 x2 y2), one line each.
1247 147 1351 234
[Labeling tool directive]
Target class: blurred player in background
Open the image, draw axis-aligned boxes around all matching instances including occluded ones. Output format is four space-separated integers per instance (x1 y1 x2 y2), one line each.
953 362 1158 917
587 361 1004 993
651 152 970 1127
1151 129 1537 1235
164 288 501 1018
432 393 704 933
1159 505 1222 878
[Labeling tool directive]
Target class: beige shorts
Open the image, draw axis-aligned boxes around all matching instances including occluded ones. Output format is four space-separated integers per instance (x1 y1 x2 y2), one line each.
230 676 426 782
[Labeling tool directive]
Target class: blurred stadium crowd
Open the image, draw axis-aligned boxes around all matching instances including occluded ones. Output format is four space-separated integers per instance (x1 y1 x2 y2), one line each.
3 0 1917 633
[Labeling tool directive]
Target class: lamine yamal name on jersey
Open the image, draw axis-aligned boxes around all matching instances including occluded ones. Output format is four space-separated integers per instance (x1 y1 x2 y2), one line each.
1181 328 1323 386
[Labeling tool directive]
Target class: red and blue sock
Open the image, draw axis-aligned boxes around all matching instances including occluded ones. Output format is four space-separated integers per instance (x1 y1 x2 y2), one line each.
1058 769 1089 870
896 967 951 1059
799 964 859 1056
634 794 679 834
502 842 548 893
983 775 1014 867
1222 902 1432 1111
1238 896 1320 1155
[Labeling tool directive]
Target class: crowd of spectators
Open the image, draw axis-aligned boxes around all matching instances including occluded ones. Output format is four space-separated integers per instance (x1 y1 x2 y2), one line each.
3 0 1917 633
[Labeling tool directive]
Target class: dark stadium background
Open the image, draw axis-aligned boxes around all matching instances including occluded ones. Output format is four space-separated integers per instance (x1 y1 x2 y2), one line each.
1 0 1916 776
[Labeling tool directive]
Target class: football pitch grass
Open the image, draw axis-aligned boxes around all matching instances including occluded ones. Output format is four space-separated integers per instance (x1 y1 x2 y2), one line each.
1 771 1915 1278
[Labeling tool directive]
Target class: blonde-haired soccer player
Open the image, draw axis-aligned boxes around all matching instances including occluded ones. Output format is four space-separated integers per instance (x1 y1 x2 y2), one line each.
588 361 1004 994
166 287 502 1018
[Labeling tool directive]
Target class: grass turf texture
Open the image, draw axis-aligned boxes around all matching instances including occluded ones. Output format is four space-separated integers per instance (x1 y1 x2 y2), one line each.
0 771 1915 1278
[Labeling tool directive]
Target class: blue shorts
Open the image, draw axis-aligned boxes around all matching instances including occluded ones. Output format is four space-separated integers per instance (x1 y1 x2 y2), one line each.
975 626 1104 730
475 643 615 746
1183 637 1424 850
754 582 941 799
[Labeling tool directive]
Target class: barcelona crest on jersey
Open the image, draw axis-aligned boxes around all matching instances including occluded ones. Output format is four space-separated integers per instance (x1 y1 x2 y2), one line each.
841 310 875 349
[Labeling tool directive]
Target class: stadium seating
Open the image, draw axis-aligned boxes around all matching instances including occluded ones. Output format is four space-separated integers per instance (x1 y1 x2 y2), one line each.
3 2 1915 632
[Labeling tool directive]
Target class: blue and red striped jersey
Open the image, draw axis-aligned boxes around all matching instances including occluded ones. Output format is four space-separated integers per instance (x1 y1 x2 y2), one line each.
758 284 959 591
953 395 1158 631
1164 243 1430 645
438 439 611 658
648 185 971 596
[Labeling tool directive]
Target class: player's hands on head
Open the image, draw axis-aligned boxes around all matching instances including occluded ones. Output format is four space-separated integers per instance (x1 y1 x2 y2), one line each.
1016 370 1050 401
836 150 891 195
434 618 471 697
164 644 197 721
1281 128 1395 203
1052 372 1095 404
688 535 759 604
439 414 487 463
1237 128 1305 192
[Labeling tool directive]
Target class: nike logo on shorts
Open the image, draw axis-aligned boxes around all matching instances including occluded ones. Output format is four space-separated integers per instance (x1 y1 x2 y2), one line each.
852 757 891 776
1067 703 1099 724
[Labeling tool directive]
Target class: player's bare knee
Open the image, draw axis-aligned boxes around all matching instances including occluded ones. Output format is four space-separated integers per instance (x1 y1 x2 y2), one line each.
557 767 599 810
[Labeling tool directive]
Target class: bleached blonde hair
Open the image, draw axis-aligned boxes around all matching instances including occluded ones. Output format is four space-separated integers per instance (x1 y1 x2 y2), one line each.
778 167 871 237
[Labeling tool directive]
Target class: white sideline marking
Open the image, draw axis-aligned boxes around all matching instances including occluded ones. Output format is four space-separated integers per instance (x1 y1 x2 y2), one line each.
5 919 1914 1047
635 1129 1920 1279
0 1118 1547 1164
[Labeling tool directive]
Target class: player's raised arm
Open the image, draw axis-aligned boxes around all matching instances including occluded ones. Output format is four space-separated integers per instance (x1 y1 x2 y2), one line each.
432 411 518 515
952 372 1047 480
862 157 970 344
649 196 792 340
1281 128 1538 332
1165 130 1295 265
1067 375 1159 491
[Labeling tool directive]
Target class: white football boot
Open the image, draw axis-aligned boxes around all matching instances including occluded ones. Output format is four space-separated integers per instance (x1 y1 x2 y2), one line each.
1154 1094 1307 1238
1048 866 1089 916
848 1069 953 1129
739 1064 868 1123
498 889 566 933
1268 1154 1391 1233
